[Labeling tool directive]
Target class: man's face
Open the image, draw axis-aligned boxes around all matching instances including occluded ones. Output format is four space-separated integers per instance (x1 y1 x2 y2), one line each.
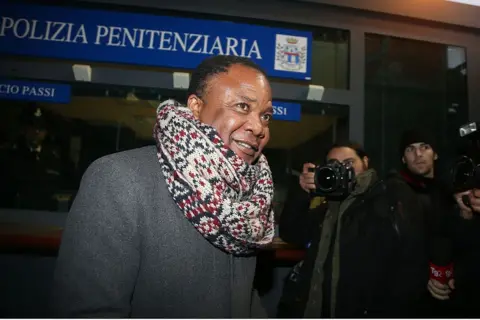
327 147 368 176
402 142 437 178
187 64 272 164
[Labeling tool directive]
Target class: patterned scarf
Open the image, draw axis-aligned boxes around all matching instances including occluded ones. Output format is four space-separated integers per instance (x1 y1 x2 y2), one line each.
153 99 275 255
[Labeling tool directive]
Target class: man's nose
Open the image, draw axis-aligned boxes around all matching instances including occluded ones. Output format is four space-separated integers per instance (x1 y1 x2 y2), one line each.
415 148 423 157
246 114 265 138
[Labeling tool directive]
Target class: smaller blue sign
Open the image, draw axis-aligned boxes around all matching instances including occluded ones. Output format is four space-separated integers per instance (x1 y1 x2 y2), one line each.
0 79 71 103
272 101 301 122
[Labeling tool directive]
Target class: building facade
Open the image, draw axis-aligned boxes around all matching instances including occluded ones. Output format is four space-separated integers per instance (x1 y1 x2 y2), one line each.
1 0 476 184
0 0 478 317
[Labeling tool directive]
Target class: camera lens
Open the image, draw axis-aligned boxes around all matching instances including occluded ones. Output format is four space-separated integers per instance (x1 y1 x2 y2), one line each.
316 167 337 192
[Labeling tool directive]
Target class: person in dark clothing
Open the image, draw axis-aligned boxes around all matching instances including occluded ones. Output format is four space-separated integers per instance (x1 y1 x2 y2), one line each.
388 129 452 245
0 105 67 211
427 188 480 317
387 129 456 317
277 141 427 318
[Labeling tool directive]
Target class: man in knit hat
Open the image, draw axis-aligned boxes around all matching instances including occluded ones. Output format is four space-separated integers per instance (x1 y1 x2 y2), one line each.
399 129 438 180
387 128 454 317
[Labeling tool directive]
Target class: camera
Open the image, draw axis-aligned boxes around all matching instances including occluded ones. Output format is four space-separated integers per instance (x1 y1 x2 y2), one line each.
308 159 356 198
451 121 480 192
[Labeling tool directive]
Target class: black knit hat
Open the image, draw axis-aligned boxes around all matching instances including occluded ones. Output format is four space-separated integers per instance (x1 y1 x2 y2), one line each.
399 129 437 156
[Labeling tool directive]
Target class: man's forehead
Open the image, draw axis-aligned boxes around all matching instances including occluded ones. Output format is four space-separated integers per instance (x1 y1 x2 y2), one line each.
215 65 267 85
407 142 429 148
208 67 271 99
327 156 354 163
328 147 357 159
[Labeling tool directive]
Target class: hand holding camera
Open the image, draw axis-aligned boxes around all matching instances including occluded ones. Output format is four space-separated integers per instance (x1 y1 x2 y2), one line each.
451 121 480 219
300 160 356 198
454 189 480 220
299 163 316 193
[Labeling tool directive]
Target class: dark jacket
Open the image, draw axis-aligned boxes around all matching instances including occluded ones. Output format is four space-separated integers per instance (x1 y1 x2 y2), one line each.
386 170 458 318
444 210 480 317
386 170 452 243
51 146 266 318
277 169 428 318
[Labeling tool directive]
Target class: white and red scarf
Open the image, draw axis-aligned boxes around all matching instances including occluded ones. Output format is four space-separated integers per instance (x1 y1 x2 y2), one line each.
153 99 275 255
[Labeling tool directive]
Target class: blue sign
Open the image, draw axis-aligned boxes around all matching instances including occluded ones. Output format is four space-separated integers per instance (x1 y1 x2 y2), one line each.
0 3 312 80
272 101 301 122
0 79 71 103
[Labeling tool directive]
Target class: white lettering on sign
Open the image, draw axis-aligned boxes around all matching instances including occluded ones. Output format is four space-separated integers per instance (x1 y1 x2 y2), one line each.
0 84 20 94
21 85 56 97
0 83 57 98
273 106 288 116
0 16 263 59
0 17 88 43
94 26 262 59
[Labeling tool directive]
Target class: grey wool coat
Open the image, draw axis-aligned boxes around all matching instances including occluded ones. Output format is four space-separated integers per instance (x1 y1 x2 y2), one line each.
50 146 266 318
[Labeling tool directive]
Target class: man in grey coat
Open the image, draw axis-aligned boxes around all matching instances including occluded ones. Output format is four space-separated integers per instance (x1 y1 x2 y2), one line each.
50 55 275 318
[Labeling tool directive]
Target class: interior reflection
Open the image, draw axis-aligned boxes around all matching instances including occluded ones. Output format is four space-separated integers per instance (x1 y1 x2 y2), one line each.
0 84 349 217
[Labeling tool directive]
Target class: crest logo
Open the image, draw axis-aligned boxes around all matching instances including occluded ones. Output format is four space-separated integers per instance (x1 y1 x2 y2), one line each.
274 34 308 73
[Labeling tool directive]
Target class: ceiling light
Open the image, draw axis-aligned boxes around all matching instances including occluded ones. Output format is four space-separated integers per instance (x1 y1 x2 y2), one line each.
173 72 190 89
306 84 325 101
72 64 92 82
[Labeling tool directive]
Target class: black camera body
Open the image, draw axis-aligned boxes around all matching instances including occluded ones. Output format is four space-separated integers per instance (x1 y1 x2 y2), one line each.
451 121 480 192
309 160 356 198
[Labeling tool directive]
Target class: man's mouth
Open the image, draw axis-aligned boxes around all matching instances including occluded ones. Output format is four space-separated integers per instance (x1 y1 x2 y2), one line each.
233 140 259 154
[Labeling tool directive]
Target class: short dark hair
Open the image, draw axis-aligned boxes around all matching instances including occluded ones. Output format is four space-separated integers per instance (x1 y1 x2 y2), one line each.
187 55 268 99
325 141 368 161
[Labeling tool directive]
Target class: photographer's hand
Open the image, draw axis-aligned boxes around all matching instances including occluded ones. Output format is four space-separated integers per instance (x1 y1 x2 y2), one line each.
454 189 480 220
300 163 316 193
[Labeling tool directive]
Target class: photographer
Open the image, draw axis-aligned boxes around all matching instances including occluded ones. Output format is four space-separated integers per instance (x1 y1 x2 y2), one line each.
277 142 426 318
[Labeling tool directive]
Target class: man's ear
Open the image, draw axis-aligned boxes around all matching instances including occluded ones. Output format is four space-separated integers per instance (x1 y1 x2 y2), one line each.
434 152 438 161
187 94 203 119
402 156 406 164
362 156 369 169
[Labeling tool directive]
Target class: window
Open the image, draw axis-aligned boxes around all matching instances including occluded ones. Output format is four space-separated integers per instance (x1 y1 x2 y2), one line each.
0 81 348 215
364 34 468 176
0 84 182 212
311 29 350 89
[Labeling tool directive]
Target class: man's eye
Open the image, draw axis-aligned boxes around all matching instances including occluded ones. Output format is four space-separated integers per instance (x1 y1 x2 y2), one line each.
262 114 272 122
236 103 250 112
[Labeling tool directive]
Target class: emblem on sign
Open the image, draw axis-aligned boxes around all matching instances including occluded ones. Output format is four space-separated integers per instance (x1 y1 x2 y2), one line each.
274 34 308 73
